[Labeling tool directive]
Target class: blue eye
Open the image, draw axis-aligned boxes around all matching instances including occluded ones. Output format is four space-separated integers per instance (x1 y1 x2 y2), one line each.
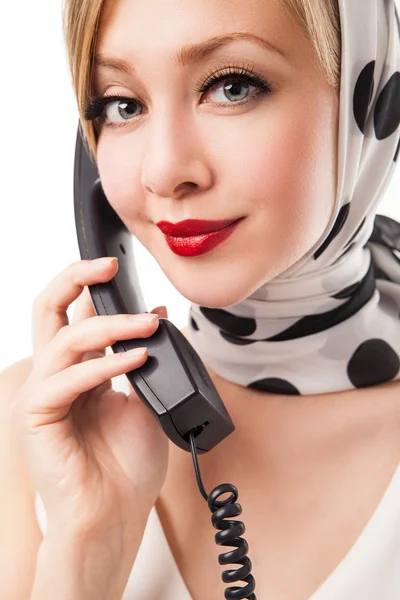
105 98 142 124
84 66 274 130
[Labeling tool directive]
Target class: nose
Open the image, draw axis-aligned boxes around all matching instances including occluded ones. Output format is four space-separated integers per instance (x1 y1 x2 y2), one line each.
141 109 213 200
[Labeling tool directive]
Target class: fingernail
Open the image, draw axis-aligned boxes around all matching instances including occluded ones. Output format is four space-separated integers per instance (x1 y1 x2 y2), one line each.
92 257 117 266
120 347 147 358
128 313 158 322
152 306 168 318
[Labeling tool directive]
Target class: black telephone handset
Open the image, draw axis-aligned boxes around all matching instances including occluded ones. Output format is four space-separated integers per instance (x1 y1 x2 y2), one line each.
73 124 257 599
73 125 234 455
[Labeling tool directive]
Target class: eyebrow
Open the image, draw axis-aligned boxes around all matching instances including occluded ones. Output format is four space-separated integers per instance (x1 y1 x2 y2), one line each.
95 31 286 74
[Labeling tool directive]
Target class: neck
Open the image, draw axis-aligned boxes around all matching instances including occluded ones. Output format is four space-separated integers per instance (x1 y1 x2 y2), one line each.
181 325 400 456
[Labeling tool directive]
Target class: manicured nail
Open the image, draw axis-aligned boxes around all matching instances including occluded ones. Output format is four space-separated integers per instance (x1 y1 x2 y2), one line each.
92 257 117 266
120 347 147 358
128 313 158 322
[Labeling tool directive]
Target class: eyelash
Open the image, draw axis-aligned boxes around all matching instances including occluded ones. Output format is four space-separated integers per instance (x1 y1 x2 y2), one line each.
83 63 274 130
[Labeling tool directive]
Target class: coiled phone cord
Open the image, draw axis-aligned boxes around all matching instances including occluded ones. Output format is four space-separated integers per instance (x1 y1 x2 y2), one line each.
188 430 257 600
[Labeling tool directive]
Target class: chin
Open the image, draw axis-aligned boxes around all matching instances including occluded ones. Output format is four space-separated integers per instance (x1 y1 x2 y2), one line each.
143 222 302 308
181 287 250 309
159 259 275 308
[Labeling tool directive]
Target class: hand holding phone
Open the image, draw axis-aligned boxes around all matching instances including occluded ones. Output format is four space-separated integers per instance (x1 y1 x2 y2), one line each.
9 257 169 541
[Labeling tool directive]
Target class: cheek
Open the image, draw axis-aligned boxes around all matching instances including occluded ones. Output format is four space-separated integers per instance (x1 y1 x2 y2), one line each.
251 101 337 242
225 95 337 277
214 94 336 219
96 139 144 219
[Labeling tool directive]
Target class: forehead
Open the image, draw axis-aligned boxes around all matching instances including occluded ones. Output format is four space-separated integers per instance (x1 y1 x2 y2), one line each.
96 0 306 65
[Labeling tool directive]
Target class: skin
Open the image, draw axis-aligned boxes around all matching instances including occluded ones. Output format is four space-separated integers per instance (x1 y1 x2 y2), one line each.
93 0 339 308
2 4 398 598
86 1 400 598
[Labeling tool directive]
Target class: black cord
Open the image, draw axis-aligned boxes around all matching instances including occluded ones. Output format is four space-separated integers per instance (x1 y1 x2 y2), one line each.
189 430 257 600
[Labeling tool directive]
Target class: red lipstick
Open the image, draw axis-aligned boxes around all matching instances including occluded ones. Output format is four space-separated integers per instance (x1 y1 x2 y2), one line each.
156 218 244 257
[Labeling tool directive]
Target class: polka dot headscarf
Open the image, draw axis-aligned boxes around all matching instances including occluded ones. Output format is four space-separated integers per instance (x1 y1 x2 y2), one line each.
188 0 400 395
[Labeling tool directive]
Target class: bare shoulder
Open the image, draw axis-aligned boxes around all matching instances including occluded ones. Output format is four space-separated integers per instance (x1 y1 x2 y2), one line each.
0 357 43 600
371 378 400 423
0 356 35 480
0 356 36 498
0 356 34 395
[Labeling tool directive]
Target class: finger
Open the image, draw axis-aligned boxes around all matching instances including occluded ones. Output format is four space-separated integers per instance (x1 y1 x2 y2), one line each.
71 286 97 325
12 348 150 428
71 287 107 363
71 302 166 365
31 258 118 355
30 313 159 381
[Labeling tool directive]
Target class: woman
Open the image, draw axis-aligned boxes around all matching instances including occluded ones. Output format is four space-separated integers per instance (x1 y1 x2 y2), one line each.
1 0 400 598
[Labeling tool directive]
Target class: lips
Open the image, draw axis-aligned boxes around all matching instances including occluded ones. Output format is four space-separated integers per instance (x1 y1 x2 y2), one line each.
156 218 241 237
156 217 244 257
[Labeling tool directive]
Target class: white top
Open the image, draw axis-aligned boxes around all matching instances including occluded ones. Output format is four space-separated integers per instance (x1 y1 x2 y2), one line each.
35 461 400 599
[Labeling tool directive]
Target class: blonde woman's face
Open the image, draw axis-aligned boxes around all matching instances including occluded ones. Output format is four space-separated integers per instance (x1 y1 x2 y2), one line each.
93 0 339 307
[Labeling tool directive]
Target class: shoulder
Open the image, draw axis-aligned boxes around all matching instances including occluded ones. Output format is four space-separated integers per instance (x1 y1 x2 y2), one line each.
371 378 400 423
0 356 35 444
0 357 42 597
0 356 34 398
0 355 34 454
0 356 38 508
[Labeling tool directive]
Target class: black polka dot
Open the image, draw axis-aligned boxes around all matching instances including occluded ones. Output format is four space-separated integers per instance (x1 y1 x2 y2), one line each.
353 61 375 134
374 72 400 140
394 137 400 162
199 307 256 336
190 316 199 331
248 378 300 395
314 204 350 260
347 339 400 388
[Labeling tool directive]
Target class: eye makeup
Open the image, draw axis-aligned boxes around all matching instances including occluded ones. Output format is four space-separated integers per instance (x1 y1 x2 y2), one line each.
83 63 274 129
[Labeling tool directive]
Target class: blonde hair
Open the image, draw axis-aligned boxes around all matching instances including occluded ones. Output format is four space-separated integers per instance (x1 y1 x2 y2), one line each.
62 0 341 163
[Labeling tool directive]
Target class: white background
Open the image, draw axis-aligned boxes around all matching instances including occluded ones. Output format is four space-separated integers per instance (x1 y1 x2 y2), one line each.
0 1 399 373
